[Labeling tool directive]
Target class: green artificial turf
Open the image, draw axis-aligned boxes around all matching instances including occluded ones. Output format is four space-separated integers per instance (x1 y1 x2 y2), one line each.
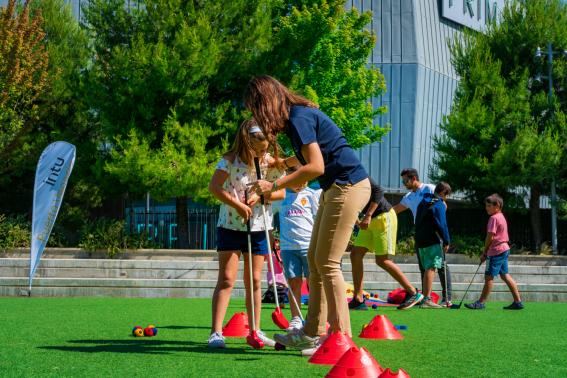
1 297 566 377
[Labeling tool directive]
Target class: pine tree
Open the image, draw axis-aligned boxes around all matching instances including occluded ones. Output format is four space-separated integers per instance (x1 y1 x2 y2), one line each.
433 0 567 251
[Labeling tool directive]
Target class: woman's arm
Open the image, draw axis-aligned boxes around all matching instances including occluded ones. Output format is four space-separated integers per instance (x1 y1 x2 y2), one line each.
251 143 324 194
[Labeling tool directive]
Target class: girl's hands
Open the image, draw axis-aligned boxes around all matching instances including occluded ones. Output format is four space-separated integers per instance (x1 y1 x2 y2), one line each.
247 192 261 207
236 202 252 221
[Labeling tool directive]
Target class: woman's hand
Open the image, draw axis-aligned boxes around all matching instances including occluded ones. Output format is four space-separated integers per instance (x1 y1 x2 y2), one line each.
248 179 273 196
236 202 252 221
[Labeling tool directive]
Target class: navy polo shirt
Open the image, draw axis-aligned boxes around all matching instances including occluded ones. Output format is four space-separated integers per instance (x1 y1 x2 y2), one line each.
286 106 368 191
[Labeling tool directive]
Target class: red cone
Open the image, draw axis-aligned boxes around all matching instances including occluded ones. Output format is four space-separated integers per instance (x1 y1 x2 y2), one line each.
222 312 249 337
325 346 383 378
308 332 356 365
359 315 403 340
378 368 411 377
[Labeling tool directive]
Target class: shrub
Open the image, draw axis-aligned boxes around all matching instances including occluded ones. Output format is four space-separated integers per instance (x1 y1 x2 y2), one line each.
396 235 416 255
78 218 155 258
0 214 30 251
449 235 485 257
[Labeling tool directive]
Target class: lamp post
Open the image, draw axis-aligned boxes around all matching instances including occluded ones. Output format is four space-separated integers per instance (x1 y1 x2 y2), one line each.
535 43 567 255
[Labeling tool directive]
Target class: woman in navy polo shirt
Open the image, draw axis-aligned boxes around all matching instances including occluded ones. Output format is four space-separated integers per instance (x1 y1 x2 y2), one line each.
246 75 371 351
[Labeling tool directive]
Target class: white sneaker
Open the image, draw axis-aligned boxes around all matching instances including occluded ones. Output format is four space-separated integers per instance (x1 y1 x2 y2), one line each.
421 299 443 309
287 316 303 331
207 332 225 348
256 330 276 347
274 328 319 350
300 334 328 356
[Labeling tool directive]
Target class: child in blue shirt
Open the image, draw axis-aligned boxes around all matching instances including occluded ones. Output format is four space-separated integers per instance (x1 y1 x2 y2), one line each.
415 182 452 309
279 175 321 330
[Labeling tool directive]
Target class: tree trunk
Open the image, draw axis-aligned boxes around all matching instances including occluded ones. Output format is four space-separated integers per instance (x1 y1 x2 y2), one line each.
176 196 189 249
529 185 543 253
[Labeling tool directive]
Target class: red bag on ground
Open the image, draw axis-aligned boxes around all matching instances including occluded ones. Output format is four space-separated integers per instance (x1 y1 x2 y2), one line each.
387 288 407 304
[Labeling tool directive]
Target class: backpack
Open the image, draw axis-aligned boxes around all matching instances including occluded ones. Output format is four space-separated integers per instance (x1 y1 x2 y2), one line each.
262 282 288 304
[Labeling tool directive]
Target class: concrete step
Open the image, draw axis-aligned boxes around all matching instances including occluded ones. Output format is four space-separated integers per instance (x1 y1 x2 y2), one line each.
2 258 567 284
2 277 566 302
4 248 567 266
2 252 567 301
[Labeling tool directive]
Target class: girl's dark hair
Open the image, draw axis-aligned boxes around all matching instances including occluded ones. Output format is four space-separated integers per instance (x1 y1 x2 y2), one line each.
226 119 267 166
485 194 504 209
244 75 317 162
435 182 452 196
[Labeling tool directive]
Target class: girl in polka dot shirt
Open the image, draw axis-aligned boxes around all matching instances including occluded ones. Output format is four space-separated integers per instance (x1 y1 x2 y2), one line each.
207 119 285 348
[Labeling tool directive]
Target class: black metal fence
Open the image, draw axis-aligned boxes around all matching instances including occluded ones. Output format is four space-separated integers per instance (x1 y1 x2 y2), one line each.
125 208 219 249
125 207 565 253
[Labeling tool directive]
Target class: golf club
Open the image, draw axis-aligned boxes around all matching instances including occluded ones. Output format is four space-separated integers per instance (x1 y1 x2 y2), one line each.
450 260 484 309
253 157 289 330
244 191 264 349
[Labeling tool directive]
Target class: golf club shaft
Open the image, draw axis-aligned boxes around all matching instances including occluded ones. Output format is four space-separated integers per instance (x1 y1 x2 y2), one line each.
260 204 280 308
246 232 257 331
443 250 448 302
253 157 304 319
253 157 280 309
459 261 483 306
245 192 256 331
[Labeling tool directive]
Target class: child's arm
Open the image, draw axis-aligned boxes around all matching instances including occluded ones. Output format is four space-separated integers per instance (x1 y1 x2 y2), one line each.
209 169 252 220
433 204 451 248
481 233 494 262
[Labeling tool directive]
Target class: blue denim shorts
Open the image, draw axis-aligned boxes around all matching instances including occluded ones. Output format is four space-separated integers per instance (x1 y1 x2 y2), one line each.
281 249 309 279
485 250 510 277
216 227 268 255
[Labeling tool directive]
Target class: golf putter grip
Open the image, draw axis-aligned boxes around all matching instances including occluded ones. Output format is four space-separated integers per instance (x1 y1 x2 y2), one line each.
244 190 251 233
253 157 265 205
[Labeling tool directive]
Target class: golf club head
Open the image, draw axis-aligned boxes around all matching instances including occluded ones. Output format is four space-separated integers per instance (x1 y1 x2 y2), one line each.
450 303 462 309
272 306 289 329
246 331 265 349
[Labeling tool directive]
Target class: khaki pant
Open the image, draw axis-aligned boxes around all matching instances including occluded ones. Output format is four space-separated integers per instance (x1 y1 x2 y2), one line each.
304 178 371 337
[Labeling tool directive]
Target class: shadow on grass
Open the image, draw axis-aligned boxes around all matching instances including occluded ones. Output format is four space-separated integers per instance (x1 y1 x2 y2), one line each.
38 339 297 357
157 325 209 330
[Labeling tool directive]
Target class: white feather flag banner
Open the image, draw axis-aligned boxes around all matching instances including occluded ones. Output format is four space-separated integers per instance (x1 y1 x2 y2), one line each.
29 141 76 292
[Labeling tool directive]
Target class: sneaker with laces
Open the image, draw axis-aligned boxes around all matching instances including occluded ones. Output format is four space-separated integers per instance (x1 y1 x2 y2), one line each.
420 299 443 309
207 332 225 348
287 316 304 331
503 301 524 310
348 297 368 311
397 291 424 310
256 330 276 347
300 334 328 357
274 328 319 350
464 300 486 310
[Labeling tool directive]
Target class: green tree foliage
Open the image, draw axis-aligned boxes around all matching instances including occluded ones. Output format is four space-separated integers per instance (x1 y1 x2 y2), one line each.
0 0 100 248
0 0 49 165
269 0 387 149
433 0 567 250
28 0 98 235
83 0 387 248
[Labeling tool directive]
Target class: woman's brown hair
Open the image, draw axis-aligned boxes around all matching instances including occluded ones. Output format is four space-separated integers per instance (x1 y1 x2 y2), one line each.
244 75 317 160
226 119 268 166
